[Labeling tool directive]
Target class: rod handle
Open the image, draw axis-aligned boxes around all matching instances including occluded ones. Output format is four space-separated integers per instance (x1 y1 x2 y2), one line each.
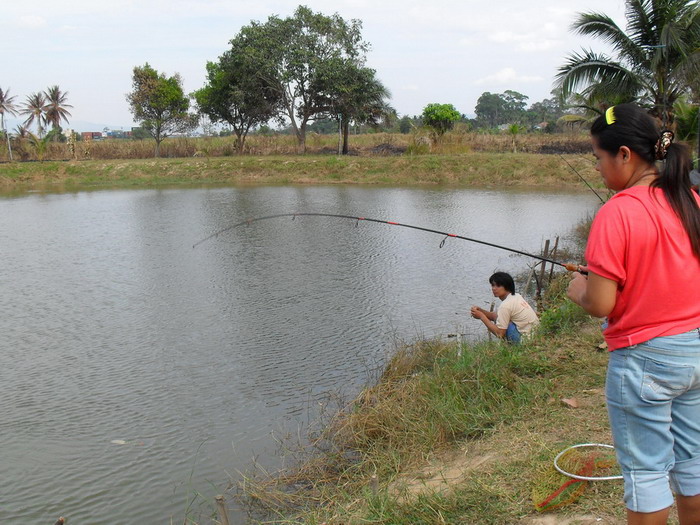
564 263 588 275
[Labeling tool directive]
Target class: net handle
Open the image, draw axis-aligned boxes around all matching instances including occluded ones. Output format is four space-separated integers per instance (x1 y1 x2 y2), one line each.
553 443 623 481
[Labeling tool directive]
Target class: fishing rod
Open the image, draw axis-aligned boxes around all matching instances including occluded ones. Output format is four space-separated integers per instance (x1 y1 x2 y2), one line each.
559 154 605 204
193 212 587 274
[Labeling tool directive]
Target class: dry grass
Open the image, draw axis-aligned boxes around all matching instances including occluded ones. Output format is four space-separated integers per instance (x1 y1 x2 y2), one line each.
0 130 593 163
233 268 635 524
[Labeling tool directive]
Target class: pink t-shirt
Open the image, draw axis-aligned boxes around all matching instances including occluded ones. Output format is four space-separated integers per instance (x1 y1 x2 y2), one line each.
585 185 700 351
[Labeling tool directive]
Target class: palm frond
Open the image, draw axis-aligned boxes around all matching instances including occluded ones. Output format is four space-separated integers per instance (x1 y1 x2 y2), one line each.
43 85 73 129
573 12 646 66
0 87 19 117
555 50 638 98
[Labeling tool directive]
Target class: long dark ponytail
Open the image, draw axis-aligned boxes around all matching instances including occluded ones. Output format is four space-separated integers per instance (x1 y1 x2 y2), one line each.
591 103 700 259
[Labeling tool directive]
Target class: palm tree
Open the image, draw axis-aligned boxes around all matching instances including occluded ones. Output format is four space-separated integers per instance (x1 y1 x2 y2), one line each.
556 0 700 128
28 132 49 162
0 87 19 160
14 124 30 138
43 85 72 133
557 90 638 128
506 123 525 153
21 92 48 137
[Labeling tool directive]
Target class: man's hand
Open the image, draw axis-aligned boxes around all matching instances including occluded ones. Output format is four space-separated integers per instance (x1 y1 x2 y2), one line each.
470 306 484 319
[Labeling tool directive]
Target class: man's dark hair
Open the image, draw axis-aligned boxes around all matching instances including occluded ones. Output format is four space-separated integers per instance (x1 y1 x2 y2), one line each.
489 272 515 294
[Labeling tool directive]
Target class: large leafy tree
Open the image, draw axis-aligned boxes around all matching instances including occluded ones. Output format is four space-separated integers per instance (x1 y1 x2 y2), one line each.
314 58 391 153
126 63 197 157
556 0 700 128
501 90 529 122
193 47 282 153
235 6 370 153
0 87 18 160
21 92 47 137
474 92 506 128
43 85 72 134
474 90 529 128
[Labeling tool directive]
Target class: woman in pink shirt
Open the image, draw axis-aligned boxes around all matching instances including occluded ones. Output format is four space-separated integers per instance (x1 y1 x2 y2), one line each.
568 104 700 525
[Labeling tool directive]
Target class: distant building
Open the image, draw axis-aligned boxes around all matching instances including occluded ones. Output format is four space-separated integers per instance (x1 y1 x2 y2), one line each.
105 130 131 139
81 132 103 140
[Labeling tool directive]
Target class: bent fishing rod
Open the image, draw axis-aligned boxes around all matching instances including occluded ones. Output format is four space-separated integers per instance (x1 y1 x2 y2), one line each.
559 154 605 204
193 212 587 274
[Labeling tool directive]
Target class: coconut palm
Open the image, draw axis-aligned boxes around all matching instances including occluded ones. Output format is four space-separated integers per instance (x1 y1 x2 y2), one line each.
506 123 525 153
557 90 638 129
0 87 19 160
21 92 47 137
28 132 49 162
43 85 72 133
14 124 30 138
0 87 18 128
556 0 700 128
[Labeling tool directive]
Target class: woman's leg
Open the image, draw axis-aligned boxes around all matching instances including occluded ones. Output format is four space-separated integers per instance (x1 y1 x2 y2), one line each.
627 507 670 525
677 494 700 525
617 329 700 524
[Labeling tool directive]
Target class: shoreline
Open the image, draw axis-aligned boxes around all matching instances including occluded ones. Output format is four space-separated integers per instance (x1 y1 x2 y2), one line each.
0 153 603 191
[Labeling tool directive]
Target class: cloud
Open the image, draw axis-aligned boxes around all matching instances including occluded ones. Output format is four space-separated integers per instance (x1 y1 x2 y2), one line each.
485 27 561 53
17 15 47 28
473 68 542 86
489 31 521 44
518 40 558 52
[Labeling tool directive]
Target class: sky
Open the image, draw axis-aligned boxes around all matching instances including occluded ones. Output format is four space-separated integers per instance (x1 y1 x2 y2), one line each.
1 0 627 132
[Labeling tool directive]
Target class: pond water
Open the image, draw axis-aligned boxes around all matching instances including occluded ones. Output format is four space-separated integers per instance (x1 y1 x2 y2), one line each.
0 184 599 523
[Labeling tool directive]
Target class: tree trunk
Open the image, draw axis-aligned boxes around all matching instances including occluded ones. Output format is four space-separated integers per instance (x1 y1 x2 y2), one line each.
337 119 342 155
235 131 244 154
154 139 161 158
2 116 12 161
342 120 349 155
5 132 12 161
296 121 307 154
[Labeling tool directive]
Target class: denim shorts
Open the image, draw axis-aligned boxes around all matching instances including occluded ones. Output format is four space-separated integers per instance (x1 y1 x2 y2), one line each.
606 328 700 513
505 322 521 343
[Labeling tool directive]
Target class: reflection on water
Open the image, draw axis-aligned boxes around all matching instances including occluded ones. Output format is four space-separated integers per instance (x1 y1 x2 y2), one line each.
0 185 598 523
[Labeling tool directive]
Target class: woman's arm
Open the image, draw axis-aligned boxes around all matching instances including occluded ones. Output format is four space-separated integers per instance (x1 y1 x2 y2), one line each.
567 271 618 318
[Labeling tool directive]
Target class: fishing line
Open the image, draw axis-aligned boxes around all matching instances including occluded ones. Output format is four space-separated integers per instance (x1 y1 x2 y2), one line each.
193 212 586 274
559 154 605 204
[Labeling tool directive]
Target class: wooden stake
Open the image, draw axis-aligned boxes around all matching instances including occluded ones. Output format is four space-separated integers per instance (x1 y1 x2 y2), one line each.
215 495 230 525
548 236 560 286
536 239 550 308
538 239 550 290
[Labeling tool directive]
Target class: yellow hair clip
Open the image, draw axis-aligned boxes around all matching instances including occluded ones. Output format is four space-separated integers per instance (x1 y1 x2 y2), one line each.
605 106 616 125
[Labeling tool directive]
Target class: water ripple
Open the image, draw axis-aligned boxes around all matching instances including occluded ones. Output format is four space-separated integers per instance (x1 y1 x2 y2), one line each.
0 185 599 523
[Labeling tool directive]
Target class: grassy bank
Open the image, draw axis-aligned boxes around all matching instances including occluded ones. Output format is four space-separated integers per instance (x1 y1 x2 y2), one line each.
235 274 634 524
0 152 604 191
